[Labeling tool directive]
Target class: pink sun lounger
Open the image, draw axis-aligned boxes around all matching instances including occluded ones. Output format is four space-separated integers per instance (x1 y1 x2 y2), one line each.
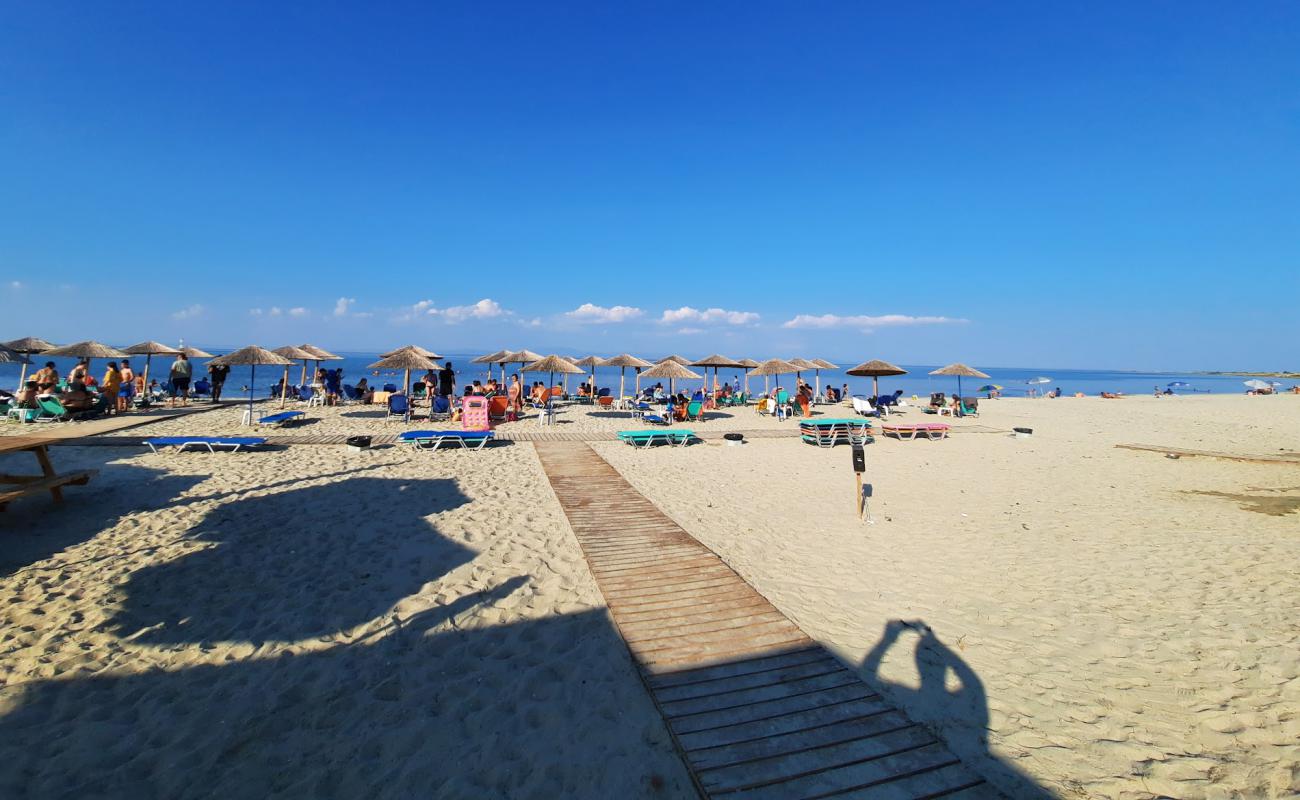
881 422 950 441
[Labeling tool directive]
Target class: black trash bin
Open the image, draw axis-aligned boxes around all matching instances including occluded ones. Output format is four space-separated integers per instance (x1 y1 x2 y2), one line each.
346 435 372 452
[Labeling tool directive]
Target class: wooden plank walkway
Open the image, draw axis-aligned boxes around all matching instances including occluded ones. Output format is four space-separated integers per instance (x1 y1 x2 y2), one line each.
533 441 997 799
50 427 805 447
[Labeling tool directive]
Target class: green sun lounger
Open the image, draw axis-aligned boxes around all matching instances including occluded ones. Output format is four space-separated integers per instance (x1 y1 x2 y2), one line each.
799 418 874 448
617 429 696 449
398 430 495 451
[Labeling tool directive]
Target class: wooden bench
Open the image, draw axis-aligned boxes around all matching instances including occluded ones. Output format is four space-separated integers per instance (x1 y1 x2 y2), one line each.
0 470 98 511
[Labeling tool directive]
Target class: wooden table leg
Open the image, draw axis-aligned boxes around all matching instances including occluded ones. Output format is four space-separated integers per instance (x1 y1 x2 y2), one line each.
32 445 63 503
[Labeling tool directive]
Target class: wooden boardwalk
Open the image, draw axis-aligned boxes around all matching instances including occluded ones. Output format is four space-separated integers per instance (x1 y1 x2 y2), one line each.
51 427 804 447
533 441 996 799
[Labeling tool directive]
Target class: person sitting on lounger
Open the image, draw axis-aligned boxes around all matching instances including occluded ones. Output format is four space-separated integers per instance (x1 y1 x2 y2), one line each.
1101 391 1119 399
62 379 94 414
33 362 59 392
16 381 39 409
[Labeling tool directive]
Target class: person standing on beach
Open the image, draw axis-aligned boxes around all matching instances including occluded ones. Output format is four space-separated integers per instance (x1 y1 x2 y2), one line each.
168 352 192 407
208 361 229 402
438 361 456 400
507 373 523 421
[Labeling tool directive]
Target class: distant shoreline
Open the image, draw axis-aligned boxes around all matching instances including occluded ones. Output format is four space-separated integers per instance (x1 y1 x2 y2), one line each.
1201 371 1300 379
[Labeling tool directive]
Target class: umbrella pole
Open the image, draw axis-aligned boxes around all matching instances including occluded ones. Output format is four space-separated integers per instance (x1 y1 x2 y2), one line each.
280 366 290 408
619 367 626 403
300 361 307 386
815 370 820 400
17 359 28 392
873 376 879 398
249 364 256 425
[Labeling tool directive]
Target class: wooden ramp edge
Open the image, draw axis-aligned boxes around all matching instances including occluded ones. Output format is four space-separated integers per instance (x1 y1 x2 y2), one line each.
533 441 999 800
1116 443 1300 465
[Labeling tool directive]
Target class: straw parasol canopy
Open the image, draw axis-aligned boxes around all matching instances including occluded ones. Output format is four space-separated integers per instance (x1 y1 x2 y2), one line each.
503 349 545 385
929 363 990 397
602 353 654 398
472 349 512 385
3 337 56 389
273 346 321 406
690 354 745 396
847 359 908 397
180 346 214 358
296 344 342 384
735 357 760 396
382 344 442 359
42 341 129 384
0 344 27 364
659 354 692 366
123 341 182 401
368 347 439 409
525 355 583 399
210 346 295 423
749 358 800 397
43 340 128 359
572 356 604 396
642 359 702 397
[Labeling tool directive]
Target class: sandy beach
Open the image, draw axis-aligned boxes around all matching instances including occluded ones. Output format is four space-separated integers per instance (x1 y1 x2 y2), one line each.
1 393 1297 798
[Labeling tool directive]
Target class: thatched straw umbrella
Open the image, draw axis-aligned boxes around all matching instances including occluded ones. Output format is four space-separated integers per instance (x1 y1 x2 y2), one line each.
735 357 760 397
298 344 342 385
690 354 745 398
503 349 544 387
641 359 702 399
847 359 907 398
750 358 800 397
573 356 604 396
929 363 990 397
659 354 692 366
180 346 214 359
210 346 294 424
123 341 182 402
273 346 320 407
42 340 129 383
368 347 438 410
602 353 653 400
806 358 837 400
382 344 441 359
472 350 510 385
3 336 56 391
524 355 584 399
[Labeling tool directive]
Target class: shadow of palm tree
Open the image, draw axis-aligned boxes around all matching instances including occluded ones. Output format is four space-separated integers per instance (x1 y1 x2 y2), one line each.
860 620 1056 799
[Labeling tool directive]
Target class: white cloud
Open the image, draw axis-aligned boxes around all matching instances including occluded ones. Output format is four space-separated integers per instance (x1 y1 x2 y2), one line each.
249 308 263 317
288 307 309 317
395 298 510 324
781 313 966 330
677 327 705 335
8 281 22 290
333 297 356 317
441 298 504 323
660 306 760 326
171 304 204 320
270 307 283 316
565 303 644 324
523 317 542 327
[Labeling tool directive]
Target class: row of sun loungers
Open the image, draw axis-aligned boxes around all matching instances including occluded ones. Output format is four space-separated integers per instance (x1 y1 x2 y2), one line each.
798 418 875 448
617 429 697 448
397 430 495 450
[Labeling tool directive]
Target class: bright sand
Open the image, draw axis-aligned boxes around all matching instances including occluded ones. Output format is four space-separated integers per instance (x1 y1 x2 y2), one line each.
0 393 1297 798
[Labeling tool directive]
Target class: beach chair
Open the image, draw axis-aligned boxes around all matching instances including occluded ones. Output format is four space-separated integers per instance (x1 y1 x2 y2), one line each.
533 399 556 426
339 384 360 404
799 419 875 448
192 379 211 399
398 430 495 451
686 401 704 421
880 422 950 441
429 395 452 422
487 395 508 420
382 383 398 393
386 393 411 422
257 410 305 427
36 396 71 422
411 383 427 401
146 436 266 453
959 397 979 417
617 429 696 449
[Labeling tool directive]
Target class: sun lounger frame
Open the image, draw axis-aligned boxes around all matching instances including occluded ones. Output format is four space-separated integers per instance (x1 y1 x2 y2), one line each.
399 430 495 451
798 418 875 448
617 429 696 449
880 422 950 441
146 437 267 453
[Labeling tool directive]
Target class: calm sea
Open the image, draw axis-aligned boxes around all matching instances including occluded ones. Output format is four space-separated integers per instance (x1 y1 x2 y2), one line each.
1 351 1279 400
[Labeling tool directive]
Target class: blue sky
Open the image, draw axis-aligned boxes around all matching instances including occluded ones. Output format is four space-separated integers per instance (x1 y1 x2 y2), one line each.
2 2 1297 369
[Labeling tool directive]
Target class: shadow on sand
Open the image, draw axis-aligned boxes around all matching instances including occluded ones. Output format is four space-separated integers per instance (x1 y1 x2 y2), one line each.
0 472 693 799
859 619 1056 799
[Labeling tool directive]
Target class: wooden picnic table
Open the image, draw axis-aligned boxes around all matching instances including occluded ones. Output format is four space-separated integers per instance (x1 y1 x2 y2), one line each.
0 436 97 512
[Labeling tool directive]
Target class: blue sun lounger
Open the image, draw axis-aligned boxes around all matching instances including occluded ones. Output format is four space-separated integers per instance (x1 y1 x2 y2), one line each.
617 429 696 449
146 437 267 453
398 430 495 451
258 410 305 427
